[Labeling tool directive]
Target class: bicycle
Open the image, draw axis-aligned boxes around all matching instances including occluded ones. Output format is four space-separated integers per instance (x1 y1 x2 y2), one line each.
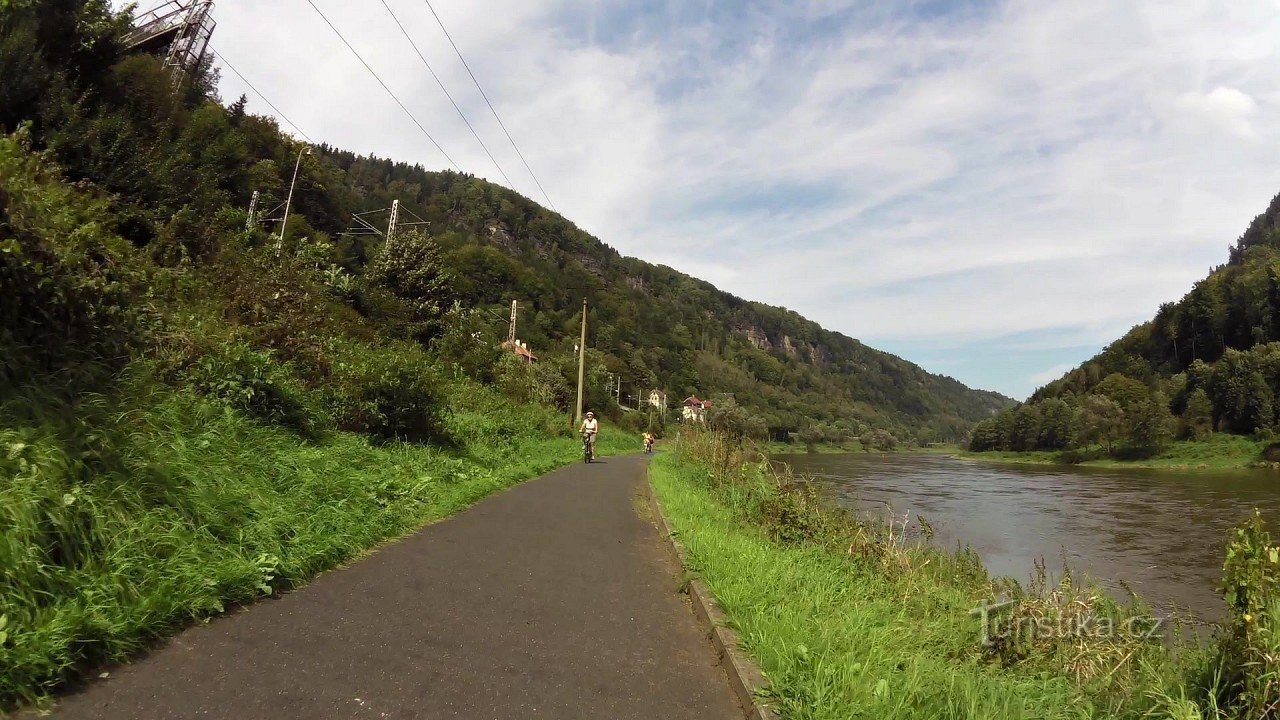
582 432 595 463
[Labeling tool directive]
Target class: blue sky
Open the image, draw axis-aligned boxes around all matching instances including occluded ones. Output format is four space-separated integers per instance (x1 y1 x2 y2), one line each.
171 0 1280 399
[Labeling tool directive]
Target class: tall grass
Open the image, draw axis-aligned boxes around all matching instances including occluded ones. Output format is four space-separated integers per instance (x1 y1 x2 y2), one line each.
0 369 632 709
650 430 1253 719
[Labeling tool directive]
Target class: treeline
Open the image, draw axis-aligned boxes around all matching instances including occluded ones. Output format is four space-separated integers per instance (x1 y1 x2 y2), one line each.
316 146 1013 441
972 189 1280 456
0 1 1009 445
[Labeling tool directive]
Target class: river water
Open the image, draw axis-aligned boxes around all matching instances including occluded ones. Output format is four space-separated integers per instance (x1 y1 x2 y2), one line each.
778 453 1280 620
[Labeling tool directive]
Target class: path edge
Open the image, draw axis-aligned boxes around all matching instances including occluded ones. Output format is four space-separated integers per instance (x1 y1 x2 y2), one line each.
644 470 779 720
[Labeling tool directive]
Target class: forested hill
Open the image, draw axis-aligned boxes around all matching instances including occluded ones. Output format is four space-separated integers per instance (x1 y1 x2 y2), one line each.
319 147 1011 441
970 189 1280 455
0 1 1009 443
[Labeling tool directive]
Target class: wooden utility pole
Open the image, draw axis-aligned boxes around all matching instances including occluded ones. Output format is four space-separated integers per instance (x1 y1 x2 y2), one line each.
575 298 588 425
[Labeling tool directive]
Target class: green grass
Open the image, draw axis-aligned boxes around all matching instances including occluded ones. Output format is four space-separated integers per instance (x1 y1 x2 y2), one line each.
959 435 1266 471
0 376 633 709
650 451 1103 720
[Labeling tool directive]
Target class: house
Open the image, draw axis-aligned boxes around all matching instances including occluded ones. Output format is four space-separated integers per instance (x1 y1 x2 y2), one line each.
681 395 711 423
500 339 537 364
647 389 668 411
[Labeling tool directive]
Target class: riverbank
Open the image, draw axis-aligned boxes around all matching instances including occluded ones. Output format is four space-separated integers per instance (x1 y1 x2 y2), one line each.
958 434 1267 471
767 440 962 456
653 430 1277 718
0 378 632 710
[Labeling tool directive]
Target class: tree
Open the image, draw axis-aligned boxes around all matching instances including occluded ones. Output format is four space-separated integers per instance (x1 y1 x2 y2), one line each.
1126 391 1174 455
707 396 767 442
860 429 898 452
367 230 455 340
1036 397 1077 450
795 425 823 453
1075 395 1124 454
1208 350 1275 433
1183 388 1214 440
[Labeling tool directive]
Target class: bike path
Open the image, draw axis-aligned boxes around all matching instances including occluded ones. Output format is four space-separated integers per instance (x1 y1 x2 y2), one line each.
46 455 741 719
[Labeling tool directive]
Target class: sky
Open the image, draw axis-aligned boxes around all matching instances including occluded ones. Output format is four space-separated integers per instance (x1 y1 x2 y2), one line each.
159 0 1280 399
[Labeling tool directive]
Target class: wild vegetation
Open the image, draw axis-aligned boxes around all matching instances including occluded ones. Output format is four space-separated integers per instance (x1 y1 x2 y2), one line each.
969 191 1280 464
655 427 1280 719
0 1 1013 706
1 2 1009 447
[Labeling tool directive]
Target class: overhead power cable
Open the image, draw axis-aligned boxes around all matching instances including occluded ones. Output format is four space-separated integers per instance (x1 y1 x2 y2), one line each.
211 49 313 142
420 0 557 211
379 0 515 189
305 0 460 171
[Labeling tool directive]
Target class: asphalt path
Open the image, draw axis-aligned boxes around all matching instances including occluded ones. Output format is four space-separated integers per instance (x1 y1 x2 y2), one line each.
43 454 741 720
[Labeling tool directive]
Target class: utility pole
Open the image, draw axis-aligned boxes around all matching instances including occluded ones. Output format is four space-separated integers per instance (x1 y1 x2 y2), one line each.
575 298 588 425
387 199 400 247
276 145 310 255
508 300 521 345
245 190 259 231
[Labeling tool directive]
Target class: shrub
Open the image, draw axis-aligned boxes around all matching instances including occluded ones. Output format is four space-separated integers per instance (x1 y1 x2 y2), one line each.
494 352 571 409
0 130 148 384
432 303 503 382
184 341 318 434
1203 511 1280 716
331 348 449 444
365 230 454 341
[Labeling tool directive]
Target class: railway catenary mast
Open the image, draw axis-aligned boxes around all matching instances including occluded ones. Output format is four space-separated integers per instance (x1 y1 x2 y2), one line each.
123 1 216 87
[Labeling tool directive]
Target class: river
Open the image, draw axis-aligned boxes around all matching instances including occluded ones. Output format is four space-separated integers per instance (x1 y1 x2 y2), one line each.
778 452 1280 620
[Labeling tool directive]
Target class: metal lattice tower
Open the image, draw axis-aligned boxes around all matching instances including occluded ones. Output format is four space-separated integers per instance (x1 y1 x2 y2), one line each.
124 1 216 87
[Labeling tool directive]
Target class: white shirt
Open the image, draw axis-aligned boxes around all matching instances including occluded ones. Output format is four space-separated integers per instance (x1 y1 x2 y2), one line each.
582 418 599 433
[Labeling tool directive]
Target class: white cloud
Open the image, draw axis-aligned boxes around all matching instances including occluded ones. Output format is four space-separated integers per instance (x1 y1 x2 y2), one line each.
1174 87 1259 138
123 0 1280 396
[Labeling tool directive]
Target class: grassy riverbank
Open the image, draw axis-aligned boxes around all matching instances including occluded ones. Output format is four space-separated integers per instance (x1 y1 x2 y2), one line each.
959 435 1267 471
0 376 631 709
652 430 1280 719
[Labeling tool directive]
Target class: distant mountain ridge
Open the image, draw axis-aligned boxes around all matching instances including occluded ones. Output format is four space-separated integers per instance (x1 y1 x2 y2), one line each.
318 147 1014 441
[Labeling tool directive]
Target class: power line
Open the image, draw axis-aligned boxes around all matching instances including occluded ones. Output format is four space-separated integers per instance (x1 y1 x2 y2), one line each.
379 0 515 189
211 49 312 142
420 0 557 211
305 0 460 172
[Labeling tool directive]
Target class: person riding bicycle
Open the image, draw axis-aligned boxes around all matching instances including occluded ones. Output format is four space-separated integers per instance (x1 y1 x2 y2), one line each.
642 431 654 453
579 411 599 457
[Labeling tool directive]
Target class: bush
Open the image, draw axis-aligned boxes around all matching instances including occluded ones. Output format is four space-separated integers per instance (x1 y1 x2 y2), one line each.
184 341 318 434
331 348 449 444
494 352 571 409
0 130 147 384
1203 511 1280 716
365 231 454 341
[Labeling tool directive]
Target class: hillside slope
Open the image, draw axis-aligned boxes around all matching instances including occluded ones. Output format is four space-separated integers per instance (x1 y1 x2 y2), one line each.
0 2 1007 444
315 147 1012 441
970 189 1280 455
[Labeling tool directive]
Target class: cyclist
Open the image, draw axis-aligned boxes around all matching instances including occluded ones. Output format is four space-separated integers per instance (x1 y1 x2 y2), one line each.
642 431 654 453
579 411 599 459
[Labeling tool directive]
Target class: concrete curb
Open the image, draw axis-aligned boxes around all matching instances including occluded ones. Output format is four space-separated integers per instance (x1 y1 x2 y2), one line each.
644 474 779 720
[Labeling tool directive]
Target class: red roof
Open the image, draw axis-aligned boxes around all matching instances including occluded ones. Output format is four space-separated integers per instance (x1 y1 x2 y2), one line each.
500 340 537 361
